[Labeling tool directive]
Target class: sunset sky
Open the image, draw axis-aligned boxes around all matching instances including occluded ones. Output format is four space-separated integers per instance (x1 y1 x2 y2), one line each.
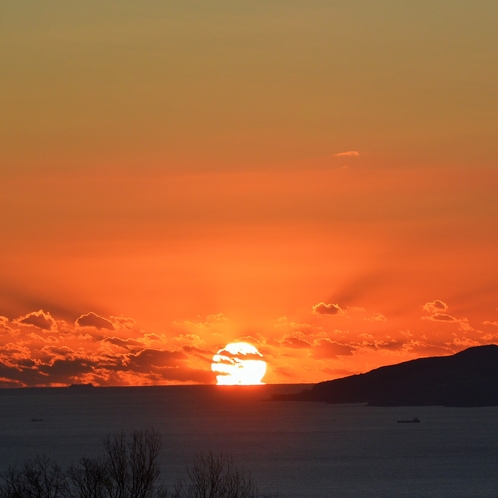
1 1 497 387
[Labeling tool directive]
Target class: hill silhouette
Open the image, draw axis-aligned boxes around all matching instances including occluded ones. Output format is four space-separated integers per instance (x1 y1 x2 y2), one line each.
273 345 498 406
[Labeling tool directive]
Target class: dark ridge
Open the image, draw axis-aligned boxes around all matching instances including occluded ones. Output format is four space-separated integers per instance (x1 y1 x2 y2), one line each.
272 345 498 407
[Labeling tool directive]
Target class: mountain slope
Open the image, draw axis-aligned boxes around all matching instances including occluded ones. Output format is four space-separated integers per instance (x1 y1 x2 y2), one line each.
273 345 498 406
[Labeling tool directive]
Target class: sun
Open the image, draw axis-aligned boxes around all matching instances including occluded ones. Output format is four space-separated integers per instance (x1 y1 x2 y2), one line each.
211 342 267 385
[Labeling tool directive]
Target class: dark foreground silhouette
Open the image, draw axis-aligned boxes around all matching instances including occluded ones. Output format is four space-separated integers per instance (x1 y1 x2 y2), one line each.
0 429 280 498
273 345 498 406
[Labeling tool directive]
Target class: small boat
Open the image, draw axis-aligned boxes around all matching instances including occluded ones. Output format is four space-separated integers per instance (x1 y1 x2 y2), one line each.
31 418 44 422
397 417 420 423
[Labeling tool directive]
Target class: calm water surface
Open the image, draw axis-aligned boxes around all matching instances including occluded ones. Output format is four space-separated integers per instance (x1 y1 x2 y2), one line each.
1 385 498 497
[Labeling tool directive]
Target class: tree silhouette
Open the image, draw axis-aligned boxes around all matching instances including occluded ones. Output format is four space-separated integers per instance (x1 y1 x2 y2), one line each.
68 429 166 498
0 431 280 498
1 430 166 498
172 452 255 498
0 454 69 498
172 452 280 498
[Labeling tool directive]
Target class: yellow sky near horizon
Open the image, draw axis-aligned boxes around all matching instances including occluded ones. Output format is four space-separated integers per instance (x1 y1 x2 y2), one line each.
0 1 497 386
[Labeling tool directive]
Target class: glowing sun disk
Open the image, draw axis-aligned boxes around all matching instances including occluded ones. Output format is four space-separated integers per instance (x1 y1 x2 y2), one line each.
211 342 266 385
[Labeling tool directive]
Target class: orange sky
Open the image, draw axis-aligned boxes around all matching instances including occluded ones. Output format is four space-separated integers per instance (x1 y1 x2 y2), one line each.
1 2 497 386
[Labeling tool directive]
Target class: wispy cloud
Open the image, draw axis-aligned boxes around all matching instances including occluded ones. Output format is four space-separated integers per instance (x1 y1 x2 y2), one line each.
364 313 387 322
15 310 56 331
0 310 213 387
421 300 476 331
76 312 114 330
334 151 360 157
310 339 355 359
281 333 312 349
422 313 457 322
312 302 344 315
423 300 448 314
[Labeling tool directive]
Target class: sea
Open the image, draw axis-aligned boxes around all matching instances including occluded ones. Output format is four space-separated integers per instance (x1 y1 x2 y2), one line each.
1 384 498 498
